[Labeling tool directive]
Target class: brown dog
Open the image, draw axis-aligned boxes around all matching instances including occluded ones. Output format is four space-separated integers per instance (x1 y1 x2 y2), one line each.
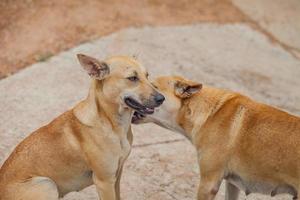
132 75 300 200
0 54 165 200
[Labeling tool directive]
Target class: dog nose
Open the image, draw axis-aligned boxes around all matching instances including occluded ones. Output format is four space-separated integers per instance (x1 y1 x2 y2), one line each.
154 94 165 105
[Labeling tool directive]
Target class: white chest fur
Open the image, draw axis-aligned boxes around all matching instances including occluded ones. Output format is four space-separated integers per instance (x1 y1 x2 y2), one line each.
119 135 131 160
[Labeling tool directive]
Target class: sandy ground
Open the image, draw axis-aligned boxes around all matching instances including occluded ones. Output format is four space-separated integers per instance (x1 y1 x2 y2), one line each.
1 24 300 199
0 0 247 79
1 0 300 79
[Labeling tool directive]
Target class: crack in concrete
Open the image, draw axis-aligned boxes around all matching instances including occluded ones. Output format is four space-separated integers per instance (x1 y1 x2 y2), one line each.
160 189 180 200
143 175 182 200
133 139 185 148
247 19 300 60
229 0 300 60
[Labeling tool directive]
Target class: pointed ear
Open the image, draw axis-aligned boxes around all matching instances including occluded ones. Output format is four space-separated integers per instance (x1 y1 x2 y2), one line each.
175 80 202 98
77 54 110 80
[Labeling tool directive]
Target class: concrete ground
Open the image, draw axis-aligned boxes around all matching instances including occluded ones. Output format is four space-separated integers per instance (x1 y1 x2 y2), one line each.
1 22 300 200
232 0 300 57
1 2 300 200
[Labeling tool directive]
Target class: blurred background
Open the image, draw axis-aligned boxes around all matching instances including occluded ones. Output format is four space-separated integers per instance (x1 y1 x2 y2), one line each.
0 0 300 199
1 0 299 79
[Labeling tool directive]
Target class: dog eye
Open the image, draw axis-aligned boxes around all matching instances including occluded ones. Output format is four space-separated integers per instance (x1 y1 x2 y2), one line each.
127 76 139 82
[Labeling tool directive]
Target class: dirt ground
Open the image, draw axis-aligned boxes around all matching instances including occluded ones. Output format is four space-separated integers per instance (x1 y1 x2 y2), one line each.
0 0 251 79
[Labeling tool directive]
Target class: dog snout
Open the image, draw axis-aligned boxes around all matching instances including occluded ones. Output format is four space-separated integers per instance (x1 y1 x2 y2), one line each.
154 93 165 106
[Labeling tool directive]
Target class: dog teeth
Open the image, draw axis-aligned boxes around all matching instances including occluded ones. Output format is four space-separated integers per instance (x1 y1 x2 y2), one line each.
145 107 154 114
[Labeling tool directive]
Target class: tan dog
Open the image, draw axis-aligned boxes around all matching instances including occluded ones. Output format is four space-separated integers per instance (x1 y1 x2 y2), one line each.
0 54 165 200
132 75 300 200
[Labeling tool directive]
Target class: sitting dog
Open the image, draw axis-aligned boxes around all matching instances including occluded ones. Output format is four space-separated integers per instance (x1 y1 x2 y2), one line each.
132 75 300 200
0 54 165 200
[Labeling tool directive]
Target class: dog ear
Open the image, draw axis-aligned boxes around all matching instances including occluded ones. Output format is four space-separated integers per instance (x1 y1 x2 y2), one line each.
77 54 110 80
175 80 202 98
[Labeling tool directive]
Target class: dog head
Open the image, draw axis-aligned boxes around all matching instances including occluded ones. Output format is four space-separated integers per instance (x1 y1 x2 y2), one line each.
77 54 165 115
132 76 202 132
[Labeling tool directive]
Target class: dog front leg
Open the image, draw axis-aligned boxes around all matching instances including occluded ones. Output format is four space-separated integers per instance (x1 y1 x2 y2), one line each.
197 174 222 200
115 166 123 200
93 174 117 200
197 152 224 200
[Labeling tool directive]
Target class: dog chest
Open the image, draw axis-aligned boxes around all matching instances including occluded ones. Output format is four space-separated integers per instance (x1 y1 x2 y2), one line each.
99 132 132 165
57 170 93 196
119 136 131 160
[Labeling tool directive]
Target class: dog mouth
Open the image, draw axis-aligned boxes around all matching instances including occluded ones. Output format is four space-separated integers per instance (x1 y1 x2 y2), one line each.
131 111 146 124
124 97 155 115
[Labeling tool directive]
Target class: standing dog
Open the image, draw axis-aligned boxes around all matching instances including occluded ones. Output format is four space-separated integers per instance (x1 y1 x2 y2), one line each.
0 54 164 200
132 75 300 200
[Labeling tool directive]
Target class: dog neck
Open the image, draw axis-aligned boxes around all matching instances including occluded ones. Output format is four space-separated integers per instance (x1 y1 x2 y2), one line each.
73 80 133 133
176 86 237 143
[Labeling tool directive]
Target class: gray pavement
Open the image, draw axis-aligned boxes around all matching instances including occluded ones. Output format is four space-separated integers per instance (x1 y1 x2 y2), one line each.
1 24 300 199
233 0 300 52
